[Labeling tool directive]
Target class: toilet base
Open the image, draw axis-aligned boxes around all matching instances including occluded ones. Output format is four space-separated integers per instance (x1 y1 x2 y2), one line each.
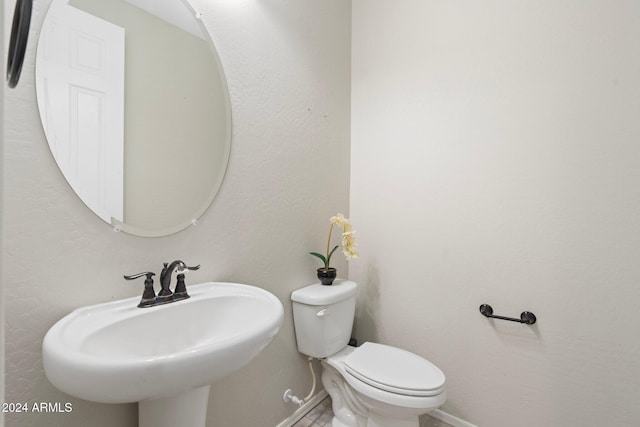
331 416 358 427
329 415 418 427
322 360 426 427
329 412 419 427
366 413 418 427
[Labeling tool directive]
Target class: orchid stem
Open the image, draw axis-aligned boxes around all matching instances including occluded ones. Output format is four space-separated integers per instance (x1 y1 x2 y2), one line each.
325 223 334 268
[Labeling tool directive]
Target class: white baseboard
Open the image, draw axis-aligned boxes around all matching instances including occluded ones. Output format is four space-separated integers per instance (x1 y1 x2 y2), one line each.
275 390 329 427
430 409 477 427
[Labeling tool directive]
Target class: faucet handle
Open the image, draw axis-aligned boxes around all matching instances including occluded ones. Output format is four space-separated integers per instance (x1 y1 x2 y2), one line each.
124 272 155 281
172 264 199 301
124 272 157 308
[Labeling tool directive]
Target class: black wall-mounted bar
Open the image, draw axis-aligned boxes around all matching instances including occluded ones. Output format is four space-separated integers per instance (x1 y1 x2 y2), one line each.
7 0 33 88
479 304 537 325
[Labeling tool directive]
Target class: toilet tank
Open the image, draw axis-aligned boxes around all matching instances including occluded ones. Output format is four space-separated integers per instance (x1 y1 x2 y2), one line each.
291 279 357 358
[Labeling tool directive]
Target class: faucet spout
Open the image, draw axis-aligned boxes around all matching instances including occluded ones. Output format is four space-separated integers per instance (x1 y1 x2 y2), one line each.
159 260 186 299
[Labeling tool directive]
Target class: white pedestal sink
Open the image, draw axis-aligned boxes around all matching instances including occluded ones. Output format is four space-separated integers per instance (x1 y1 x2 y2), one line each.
42 282 284 427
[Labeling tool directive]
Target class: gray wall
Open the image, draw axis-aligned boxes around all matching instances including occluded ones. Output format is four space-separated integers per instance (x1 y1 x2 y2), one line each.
2 0 351 426
351 1 640 426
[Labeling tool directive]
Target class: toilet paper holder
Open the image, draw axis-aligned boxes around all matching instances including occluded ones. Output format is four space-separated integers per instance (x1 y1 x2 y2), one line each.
479 304 537 325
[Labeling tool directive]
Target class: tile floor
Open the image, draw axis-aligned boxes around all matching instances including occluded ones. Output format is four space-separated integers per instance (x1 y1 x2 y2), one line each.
292 396 333 427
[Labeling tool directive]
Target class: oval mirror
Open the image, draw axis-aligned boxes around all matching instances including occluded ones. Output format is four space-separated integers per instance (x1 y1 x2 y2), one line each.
35 0 231 237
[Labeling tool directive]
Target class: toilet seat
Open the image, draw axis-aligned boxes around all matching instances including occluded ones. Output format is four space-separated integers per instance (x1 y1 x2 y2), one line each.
343 342 445 397
325 343 447 411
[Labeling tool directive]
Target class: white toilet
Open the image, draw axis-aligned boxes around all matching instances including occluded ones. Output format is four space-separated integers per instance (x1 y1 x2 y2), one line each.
291 279 446 427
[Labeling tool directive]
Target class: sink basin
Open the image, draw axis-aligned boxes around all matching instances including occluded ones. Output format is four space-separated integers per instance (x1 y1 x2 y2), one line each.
43 282 283 425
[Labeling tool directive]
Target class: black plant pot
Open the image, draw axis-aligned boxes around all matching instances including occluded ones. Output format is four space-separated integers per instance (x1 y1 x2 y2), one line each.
317 267 337 286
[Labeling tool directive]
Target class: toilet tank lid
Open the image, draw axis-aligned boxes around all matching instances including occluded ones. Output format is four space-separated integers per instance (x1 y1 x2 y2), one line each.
291 279 357 305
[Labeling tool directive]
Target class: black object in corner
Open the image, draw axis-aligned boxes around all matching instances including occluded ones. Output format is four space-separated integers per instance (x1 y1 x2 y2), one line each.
7 0 33 88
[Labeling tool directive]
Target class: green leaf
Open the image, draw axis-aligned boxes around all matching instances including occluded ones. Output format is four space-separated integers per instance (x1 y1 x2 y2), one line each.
309 252 328 268
326 245 339 265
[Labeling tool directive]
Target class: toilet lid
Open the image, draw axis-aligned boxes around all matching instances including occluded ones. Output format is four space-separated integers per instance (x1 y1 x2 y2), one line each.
344 342 445 397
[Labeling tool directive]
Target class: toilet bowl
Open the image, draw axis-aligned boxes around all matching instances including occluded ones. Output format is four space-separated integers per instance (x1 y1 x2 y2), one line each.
323 343 446 427
291 280 446 427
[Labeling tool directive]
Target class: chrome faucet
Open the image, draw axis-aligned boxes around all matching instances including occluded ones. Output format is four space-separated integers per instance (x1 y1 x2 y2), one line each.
125 261 200 308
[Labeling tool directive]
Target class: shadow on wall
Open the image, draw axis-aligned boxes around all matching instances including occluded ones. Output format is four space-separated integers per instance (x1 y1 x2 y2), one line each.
353 261 381 344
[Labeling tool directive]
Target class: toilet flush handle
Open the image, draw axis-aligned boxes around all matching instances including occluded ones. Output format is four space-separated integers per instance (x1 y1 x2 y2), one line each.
316 308 328 317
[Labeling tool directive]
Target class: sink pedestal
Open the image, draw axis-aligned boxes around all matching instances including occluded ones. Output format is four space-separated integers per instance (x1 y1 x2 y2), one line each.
139 386 211 427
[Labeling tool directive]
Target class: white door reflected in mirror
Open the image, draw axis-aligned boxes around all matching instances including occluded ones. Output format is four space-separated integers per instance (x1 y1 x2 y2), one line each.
38 1 125 224
36 0 232 237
